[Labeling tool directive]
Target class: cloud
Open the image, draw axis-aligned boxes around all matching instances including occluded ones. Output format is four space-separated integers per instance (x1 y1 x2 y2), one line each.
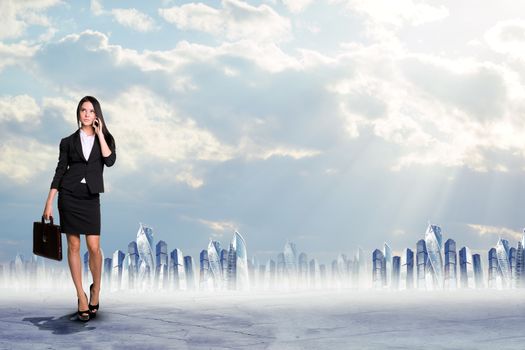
340 0 449 28
0 0 60 40
159 0 292 43
281 0 313 13
104 86 235 171
198 219 238 233
0 41 40 72
111 8 158 32
0 138 55 184
485 19 525 58
0 95 39 123
467 224 523 243
90 0 104 16
327 41 525 172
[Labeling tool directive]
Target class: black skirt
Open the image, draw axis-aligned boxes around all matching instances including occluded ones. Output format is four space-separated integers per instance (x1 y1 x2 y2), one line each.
58 182 101 235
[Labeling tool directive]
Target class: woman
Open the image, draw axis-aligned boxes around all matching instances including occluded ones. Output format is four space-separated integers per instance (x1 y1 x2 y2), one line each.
43 96 116 322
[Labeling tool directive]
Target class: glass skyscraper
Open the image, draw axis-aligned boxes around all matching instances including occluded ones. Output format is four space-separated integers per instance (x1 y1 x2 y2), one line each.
169 248 186 290
444 239 457 289
227 231 249 290
496 238 511 287
136 223 155 287
459 247 475 289
425 224 444 289
156 240 168 289
372 249 385 289
184 255 195 290
207 240 223 289
416 239 427 289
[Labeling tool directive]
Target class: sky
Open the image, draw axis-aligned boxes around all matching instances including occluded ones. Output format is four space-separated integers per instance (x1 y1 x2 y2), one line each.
1 0 525 265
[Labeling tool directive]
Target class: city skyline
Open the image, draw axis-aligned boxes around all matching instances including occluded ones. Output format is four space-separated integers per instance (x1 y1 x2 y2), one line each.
6 221 525 291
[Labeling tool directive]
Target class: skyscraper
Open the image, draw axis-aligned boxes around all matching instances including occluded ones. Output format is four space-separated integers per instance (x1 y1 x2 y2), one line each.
516 241 524 288
156 240 168 289
444 239 457 290
103 257 112 288
127 241 139 288
264 259 276 290
199 249 210 290
136 223 155 287
488 248 499 289
170 248 186 290
207 240 223 289
509 247 517 288
372 249 385 289
425 224 444 289
459 247 474 289
472 253 484 289
416 239 427 289
284 242 298 287
496 238 511 287
184 255 195 290
400 248 414 290
392 256 401 290
383 243 392 287
128 241 140 275
298 252 308 287
111 250 125 291
308 258 320 289
226 231 249 290
220 248 228 285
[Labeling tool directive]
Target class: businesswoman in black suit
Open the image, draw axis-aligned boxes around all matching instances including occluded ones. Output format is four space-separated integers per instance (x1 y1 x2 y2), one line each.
43 96 116 321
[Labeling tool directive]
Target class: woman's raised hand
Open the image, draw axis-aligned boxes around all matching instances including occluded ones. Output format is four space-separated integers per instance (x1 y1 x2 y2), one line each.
94 117 104 135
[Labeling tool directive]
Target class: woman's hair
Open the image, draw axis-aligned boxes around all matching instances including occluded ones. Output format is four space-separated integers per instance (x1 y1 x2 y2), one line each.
76 96 116 150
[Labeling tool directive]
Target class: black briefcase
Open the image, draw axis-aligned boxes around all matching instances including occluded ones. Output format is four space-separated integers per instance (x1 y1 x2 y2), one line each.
33 216 62 261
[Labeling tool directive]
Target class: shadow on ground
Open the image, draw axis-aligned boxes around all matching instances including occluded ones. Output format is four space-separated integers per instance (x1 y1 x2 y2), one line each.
23 313 96 335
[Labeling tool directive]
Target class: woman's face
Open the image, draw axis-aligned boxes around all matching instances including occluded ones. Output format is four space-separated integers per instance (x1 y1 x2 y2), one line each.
79 101 96 127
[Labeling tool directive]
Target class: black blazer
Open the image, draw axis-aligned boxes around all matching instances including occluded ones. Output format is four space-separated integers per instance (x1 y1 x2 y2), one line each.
50 129 116 193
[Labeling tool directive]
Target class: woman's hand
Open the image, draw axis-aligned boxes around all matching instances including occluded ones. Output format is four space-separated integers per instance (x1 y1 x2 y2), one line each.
94 117 104 135
43 202 53 221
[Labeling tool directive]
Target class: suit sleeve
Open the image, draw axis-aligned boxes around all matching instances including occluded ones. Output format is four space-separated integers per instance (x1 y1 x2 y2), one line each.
103 144 116 167
50 138 69 190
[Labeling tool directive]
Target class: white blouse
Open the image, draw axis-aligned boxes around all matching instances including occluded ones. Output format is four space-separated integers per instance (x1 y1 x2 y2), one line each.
79 129 95 183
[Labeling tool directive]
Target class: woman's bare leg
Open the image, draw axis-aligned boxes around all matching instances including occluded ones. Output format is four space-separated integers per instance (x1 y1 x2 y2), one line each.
86 234 102 309
66 233 88 310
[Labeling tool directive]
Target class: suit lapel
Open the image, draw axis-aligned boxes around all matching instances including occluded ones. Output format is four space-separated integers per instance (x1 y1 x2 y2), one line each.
73 129 86 162
87 136 100 162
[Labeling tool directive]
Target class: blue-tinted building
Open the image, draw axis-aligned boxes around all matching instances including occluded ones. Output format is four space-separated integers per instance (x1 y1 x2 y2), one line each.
472 253 484 289
372 249 385 289
392 256 401 290
199 249 210 290
459 247 474 288
111 250 125 290
416 239 427 289
184 255 195 290
444 239 457 289
401 248 414 290
103 257 112 287
496 238 511 287
155 240 168 288
516 242 524 288
170 248 186 290
298 252 308 286
488 248 499 288
265 259 276 289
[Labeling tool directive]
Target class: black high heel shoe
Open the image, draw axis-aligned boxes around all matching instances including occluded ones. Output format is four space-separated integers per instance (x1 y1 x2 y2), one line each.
77 292 90 322
89 283 99 319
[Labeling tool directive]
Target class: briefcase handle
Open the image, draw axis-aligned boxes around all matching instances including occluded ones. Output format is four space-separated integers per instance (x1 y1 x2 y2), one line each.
42 215 55 226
